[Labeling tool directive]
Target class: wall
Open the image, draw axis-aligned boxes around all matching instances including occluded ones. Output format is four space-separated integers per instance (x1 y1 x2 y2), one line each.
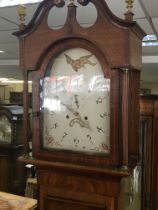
0 66 22 80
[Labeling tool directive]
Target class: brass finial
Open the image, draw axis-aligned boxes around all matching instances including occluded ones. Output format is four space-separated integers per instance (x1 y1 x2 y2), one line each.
54 0 62 4
125 0 134 13
69 0 75 5
17 4 26 25
125 0 134 21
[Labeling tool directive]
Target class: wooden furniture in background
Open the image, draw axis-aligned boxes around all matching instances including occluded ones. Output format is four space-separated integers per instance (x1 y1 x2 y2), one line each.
0 85 13 104
140 95 158 210
10 92 23 105
10 92 32 107
0 191 37 210
0 105 25 195
118 96 158 210
14 0 145 209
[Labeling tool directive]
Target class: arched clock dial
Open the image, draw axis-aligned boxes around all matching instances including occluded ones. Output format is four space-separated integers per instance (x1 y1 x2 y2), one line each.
0 115 11 143
40 48 111 154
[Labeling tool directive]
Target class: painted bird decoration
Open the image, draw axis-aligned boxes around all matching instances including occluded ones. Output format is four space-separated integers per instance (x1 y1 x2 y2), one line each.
64 54 97 72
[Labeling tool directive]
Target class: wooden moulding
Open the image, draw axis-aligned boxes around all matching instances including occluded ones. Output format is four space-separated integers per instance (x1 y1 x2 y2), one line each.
13 0 145 71
19 155 130 179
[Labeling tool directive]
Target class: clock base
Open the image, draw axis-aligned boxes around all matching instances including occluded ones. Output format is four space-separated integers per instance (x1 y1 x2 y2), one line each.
19 156 130 210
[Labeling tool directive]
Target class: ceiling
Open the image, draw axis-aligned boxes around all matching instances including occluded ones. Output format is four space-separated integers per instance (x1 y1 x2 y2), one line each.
0 0 158 87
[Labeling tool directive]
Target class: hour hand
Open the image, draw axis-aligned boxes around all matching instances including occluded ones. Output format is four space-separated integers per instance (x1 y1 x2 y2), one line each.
74 94 79 109
61 102 79 116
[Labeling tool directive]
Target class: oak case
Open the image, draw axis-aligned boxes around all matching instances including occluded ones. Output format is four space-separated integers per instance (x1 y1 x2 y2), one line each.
14 0 145 209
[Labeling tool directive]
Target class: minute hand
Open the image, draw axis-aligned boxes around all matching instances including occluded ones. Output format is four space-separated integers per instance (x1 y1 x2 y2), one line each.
61 102 92 131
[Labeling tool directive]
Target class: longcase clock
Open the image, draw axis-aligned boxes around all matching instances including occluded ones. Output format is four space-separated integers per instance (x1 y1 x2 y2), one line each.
0 105 25 195
14 0 145 209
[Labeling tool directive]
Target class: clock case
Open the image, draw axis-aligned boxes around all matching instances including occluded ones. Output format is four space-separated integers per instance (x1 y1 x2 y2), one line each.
14 0 145 169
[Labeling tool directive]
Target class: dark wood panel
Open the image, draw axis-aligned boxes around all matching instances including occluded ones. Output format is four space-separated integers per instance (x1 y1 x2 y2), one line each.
140 95 158 210
0 156 11 191
0 148 25 195
151 99 158 210
140 116 153 210
10 92 32 107
44 196 106 210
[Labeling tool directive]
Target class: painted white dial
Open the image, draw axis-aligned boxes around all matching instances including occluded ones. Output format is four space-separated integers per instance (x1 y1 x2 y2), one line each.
41 48 111 154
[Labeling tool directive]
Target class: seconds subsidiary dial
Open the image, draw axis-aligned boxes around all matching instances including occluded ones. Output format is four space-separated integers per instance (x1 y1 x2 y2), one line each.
41 48 111 154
